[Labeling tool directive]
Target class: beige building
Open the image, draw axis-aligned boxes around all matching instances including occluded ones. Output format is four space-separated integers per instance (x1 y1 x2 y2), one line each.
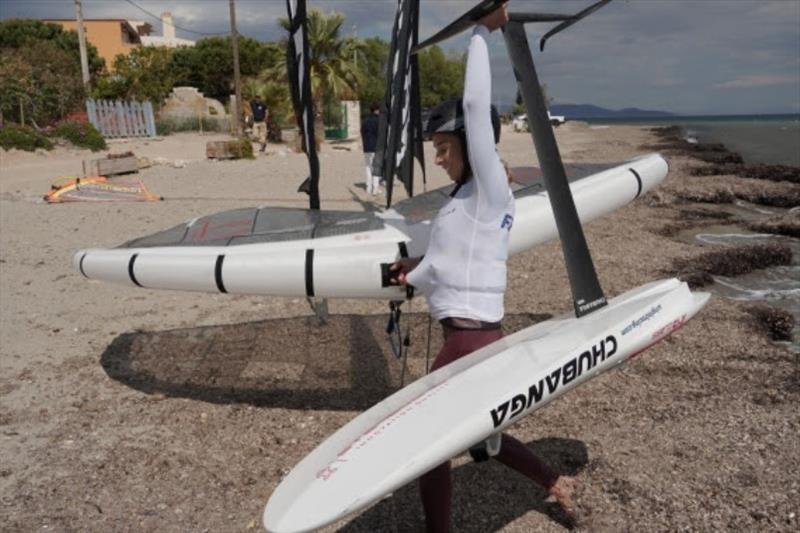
43 19 143 69
44 13 193 71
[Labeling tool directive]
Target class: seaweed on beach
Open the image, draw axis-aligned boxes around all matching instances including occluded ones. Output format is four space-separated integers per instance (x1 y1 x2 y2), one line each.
654 208 734 237
645 126 800 184
734 187 800 208
679 208 735 221
673 188 736 205
746 213 800 239
689 144 744 165
746 305 795 342
691 163 799 184
671 243 793 288
671 177 800 208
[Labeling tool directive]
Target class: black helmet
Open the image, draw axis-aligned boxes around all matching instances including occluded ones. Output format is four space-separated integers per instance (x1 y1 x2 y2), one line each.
425 98 501 144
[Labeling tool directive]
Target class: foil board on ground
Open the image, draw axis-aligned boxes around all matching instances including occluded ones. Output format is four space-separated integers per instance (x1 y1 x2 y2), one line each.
263 278 709 532
73 154 667 299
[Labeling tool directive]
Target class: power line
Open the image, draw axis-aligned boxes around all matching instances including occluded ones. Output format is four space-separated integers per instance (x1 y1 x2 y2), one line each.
122 0 228 36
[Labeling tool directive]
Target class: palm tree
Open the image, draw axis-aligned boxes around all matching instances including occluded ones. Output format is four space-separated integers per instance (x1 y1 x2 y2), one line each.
275 9 363 143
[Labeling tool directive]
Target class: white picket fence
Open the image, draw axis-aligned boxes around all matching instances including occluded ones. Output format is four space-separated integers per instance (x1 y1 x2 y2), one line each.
85 99 156 138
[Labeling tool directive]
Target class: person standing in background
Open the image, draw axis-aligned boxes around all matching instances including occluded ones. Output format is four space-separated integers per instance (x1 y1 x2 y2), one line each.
250 95 269 153
360 103 381 196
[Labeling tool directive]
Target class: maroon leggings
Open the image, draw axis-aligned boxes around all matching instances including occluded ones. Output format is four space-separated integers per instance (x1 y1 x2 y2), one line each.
419 325 559 533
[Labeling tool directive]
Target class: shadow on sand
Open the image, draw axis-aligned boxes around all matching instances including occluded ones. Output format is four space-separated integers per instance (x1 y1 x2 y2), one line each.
100 312 550 411
101 311 585 530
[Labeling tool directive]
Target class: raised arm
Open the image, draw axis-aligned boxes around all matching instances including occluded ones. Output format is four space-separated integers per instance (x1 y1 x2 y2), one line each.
462 22 508 219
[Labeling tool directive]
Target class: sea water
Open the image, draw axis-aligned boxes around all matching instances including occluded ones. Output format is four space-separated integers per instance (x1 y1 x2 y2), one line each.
681 115 800 167
587 114 800 350
587 114 800 167
693 230 800 353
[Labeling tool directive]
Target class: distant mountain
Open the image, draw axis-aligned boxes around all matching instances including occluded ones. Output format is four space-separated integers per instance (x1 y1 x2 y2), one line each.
549 103 675 119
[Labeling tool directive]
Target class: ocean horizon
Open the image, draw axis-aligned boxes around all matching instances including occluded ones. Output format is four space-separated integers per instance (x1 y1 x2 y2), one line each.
580 113 800 167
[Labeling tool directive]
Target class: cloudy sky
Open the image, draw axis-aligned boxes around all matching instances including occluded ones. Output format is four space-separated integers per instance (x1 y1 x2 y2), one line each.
2 0 798 115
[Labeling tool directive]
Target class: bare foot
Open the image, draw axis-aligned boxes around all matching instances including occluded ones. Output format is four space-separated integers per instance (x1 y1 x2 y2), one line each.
549 475 578 517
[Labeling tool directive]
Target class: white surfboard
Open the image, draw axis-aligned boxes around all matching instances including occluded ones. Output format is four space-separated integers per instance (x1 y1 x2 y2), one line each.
263 278 709 532
73 154 667 299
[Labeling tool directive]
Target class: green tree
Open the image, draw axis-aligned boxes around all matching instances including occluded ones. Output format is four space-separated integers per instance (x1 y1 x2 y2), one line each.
417 45 465 108
0 41 85 126
353 38 466 113
171 37 281 101
355 37 389 112
0 19 107 125
93 46 183 103
0 50 34 124
276 10 363 122
0 19 104 75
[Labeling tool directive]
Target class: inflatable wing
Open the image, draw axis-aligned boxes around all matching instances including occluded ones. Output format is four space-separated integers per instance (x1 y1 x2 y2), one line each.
74 153 667 300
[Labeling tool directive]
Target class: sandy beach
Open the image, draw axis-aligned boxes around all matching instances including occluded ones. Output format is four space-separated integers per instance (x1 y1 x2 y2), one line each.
1 123 797 532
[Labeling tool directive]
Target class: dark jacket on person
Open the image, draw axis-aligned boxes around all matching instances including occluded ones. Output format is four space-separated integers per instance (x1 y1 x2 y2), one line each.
361 113 379 153
251 100 267 122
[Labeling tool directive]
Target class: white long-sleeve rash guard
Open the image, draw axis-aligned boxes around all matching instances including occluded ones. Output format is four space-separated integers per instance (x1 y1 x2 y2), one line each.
406 25 515 323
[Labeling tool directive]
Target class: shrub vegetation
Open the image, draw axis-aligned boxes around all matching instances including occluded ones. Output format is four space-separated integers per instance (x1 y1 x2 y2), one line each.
0 124 53 151
0 20 103 126
155 116 230 136
54 120 107 151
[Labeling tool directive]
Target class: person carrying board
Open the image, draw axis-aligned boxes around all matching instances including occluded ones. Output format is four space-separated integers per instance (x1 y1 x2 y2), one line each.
390 3 577 530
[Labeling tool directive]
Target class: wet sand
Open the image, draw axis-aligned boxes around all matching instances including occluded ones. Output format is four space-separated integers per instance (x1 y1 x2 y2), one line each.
0 124 797 532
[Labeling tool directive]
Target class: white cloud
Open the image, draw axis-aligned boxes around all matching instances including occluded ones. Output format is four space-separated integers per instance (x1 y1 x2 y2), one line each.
2 0 799 114
756 0 800 19
714 75 799 89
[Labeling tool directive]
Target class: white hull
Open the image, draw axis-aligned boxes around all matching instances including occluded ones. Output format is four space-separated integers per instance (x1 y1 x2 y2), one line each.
73 154 667 299
263 279 709 532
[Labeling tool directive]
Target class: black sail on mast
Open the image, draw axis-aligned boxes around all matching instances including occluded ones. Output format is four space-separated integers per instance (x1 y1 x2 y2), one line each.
286 0 321 210
372 0 426 208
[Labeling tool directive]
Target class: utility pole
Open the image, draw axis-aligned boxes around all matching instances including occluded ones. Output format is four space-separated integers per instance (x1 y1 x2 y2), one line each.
229 0 243 136
74 0 90 90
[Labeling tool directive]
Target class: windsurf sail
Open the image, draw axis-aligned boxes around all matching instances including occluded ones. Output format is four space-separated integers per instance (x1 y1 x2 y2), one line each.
286 0 321 210
45 176 161 203
372 0 426 208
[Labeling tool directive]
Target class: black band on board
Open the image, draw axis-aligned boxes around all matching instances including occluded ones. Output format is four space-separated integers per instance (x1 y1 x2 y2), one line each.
305 249 315 297
128 254 142 287
78 253 88 278
398 241 409 258
214 255 227 293
628 168 643 199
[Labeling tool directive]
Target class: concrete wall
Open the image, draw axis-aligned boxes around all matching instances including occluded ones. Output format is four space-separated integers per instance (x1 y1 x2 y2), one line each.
343 100 361 140
160 87 228 122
